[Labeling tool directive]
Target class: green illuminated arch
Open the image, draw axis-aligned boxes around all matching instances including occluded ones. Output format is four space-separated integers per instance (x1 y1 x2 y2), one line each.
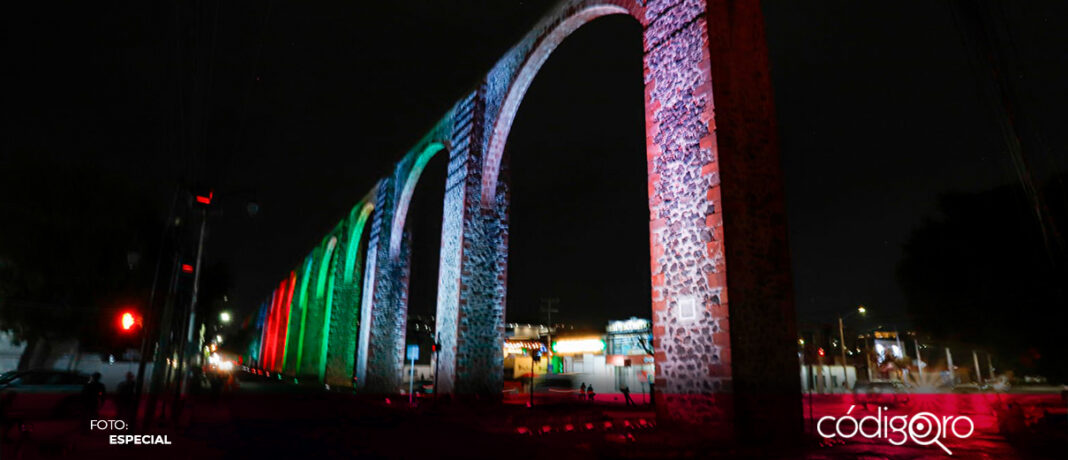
344 202 374 284
293 251 317 373
316 236 339 382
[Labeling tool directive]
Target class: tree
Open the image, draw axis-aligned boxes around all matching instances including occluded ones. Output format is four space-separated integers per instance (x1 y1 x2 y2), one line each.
0 159 163 355
897 174 1067 382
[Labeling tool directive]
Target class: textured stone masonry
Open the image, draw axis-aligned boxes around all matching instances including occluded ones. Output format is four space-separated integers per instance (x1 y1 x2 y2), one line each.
253 0 800 440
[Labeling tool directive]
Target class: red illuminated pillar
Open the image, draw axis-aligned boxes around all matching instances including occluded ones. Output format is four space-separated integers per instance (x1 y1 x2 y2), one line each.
275 276 296 371
264 288 280 370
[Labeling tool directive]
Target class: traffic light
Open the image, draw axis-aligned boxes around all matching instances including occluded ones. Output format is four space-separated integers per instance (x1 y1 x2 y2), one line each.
817 347 825 357
118 311 141 333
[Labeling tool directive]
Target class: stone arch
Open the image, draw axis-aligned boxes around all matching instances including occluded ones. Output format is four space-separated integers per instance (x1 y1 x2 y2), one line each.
480 1 643 209
313 235 339 381
344 203 375 284
288 254 316 375
389 142 447 259
324 201 375 387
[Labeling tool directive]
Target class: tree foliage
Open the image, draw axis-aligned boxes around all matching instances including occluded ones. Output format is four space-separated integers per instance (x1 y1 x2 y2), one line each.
897 174 1067 382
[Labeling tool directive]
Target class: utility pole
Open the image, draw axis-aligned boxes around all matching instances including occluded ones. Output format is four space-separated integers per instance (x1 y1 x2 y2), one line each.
172 206 207 422
540 298 559 373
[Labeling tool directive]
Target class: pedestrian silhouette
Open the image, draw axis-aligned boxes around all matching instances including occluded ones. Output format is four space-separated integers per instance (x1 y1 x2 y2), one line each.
586 385 595 402
579 382 587 400
116 372 137 421
82 372 105 418
621 383 635 406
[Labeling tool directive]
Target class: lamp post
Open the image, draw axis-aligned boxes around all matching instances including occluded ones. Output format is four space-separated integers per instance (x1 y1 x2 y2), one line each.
838 305 867 389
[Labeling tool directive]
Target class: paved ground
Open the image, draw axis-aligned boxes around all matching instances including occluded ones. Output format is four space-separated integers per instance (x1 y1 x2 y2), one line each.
1 377 1063 459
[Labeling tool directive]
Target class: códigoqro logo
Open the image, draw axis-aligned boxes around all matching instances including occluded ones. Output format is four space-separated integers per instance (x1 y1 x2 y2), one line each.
817 405 974 455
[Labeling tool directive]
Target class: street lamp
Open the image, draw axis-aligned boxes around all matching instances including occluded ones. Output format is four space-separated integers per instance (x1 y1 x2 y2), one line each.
838 305 868 388
219 311 232 324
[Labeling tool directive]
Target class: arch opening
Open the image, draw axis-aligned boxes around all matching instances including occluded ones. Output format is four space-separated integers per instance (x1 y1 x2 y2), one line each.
390 142 447 259
403 146 450 370
481 4 637 209
502 15 650 380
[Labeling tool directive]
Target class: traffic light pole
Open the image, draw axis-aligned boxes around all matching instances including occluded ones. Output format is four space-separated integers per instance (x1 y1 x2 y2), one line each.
135 186 180 428
432 333 440 401
171 207 207 422
143 254 181 428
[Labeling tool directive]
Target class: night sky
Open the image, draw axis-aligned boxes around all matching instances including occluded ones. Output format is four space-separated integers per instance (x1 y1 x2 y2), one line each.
5 2 1066 334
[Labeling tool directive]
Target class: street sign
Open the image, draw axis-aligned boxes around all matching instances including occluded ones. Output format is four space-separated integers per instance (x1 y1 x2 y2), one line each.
406 344 419 361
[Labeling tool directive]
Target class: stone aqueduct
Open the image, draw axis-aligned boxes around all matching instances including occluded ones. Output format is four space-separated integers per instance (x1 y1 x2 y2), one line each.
250 0 800 436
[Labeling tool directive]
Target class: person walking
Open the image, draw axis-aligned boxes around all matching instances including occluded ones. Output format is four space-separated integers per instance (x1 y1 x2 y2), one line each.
579 382 587 401
586 385 595 402
116 372 137 421
620 383 635 406
81 372 106 419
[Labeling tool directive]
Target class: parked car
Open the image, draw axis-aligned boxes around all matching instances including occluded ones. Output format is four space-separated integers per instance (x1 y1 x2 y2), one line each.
854 380 910 408
0 370 90 420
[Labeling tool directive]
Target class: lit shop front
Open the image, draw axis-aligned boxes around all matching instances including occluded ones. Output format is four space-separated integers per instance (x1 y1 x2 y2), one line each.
502 339 548 380
605 318 655 394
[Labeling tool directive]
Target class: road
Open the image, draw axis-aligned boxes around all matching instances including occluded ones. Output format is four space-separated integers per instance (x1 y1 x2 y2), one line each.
2 374 1063 459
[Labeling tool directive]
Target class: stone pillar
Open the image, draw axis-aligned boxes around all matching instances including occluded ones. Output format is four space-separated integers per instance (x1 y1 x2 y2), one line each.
324 215 364 387
642 0 800 439
434 91 509 398
706 0 801 442
359 175 412 393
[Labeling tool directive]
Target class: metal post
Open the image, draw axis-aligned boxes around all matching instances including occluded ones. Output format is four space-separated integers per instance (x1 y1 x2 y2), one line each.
987 353 995 381
432 333 440 401
408 354 415 406
914 339 924 381
838 315 848 388
972 350 983 385
945 348 955 385
172 208 207 421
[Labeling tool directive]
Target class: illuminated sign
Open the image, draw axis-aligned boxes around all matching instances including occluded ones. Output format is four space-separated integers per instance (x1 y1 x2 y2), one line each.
503 340 546 355
552 338 605 355
606 318 650 333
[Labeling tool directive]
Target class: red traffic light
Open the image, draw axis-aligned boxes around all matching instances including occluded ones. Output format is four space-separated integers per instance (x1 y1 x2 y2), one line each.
119 311 141 332
195 190 213 205
817 347 825 357
181 264 194 274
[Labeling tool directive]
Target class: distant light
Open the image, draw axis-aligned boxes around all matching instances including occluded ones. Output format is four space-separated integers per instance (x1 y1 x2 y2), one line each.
858 306 867 314
818 347 825 357
195 190 213 205
798 338 805 345
219 361 234 372
181 264 194 273
216 335 223 344
552 338 605 354
219 311 232 323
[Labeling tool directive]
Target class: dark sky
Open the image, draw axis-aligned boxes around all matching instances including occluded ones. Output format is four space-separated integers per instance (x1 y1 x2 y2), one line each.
5 2 1066 332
